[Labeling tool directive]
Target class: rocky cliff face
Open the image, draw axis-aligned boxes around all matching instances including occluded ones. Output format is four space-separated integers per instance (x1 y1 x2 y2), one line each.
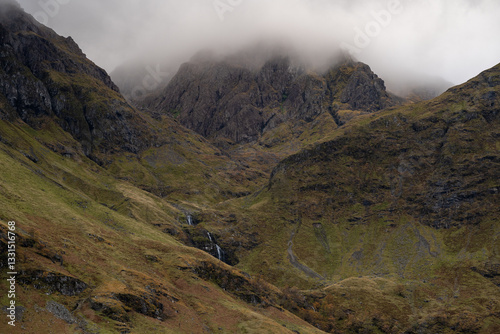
2 2 499 333
0 3 151 159
207 63 500 333
143 52 395 144
268 62 500 229
0 2 270 206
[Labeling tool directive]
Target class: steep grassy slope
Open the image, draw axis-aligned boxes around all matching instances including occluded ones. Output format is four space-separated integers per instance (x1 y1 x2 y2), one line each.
104 112 267 205
0 3 324 333
195 63 500 333
0 117 328 334
1 2 499 333
0 1 268 205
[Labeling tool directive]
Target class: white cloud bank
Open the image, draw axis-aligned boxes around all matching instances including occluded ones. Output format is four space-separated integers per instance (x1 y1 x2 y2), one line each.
16 0 500 85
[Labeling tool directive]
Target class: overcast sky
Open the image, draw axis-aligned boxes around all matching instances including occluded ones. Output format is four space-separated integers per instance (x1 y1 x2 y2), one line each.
16 0 500 85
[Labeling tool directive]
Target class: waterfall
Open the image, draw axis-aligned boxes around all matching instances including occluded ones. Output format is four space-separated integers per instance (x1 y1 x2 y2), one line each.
186 214 193 226
206 232 225 262
216 244 224 261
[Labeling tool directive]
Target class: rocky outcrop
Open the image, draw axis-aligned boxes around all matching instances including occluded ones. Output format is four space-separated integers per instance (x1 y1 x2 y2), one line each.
185 228 239 265
89 286 175 323
268 63 500 229
472 262 500 287
18 270 87 296
46 300 78 324
338 63 391 111
143 52 395 144
193 261 276 306
0 3 152 159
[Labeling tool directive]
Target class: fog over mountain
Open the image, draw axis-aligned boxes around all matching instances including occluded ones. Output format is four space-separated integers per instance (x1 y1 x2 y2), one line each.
1 1 500 332
16 0 500 89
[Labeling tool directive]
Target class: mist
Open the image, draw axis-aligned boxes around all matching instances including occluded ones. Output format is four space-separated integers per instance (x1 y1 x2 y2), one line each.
16 0 500 91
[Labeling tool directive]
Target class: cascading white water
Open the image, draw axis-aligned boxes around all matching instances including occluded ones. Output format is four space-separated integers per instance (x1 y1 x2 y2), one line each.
216 244 223 261
206 232 224 261
187 214 193 226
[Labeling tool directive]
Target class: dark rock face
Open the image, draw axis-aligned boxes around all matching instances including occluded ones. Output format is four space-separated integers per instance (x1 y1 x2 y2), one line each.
1 305 25 321
46 300 77 324
115 293 165 320
89 297 130 323
193 261 270 306
18 270 87 296
0 7 118 92
184 228 239 265
268 63 500 229
144 54 394 144
472 262 500 287
90 289 171 323
339 63 389 111
0 4 151 158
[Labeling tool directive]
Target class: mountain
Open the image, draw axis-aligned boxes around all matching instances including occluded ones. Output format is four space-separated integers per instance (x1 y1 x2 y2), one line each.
138 48 404 183
1 1 499 333
0 0 155 162
0 1 269 203
141 49 398 146
0 4 325 333
203 62 500 332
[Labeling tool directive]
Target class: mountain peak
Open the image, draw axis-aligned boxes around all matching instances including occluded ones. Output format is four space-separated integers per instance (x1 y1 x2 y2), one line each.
0 0 45 35
141 47 394 145
0 3 153 158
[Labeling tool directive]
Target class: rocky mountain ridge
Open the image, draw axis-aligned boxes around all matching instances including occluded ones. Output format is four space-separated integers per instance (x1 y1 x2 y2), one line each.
142 51 397 145
0 2 499 333
0 2 152 160
0 3 264 203
204 62 500 332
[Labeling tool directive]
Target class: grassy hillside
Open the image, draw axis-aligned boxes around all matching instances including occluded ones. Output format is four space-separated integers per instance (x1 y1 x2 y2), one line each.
0 6 326 332
0 118 329 334
195 64 500 333
1 3 499 333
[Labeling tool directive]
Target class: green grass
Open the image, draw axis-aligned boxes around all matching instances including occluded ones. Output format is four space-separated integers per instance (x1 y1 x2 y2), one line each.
192 63 500 333
0 116 330 334
2 19 499 332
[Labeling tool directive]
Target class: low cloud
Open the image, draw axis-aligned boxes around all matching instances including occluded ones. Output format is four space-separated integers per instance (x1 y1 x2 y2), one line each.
16 0 500 86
